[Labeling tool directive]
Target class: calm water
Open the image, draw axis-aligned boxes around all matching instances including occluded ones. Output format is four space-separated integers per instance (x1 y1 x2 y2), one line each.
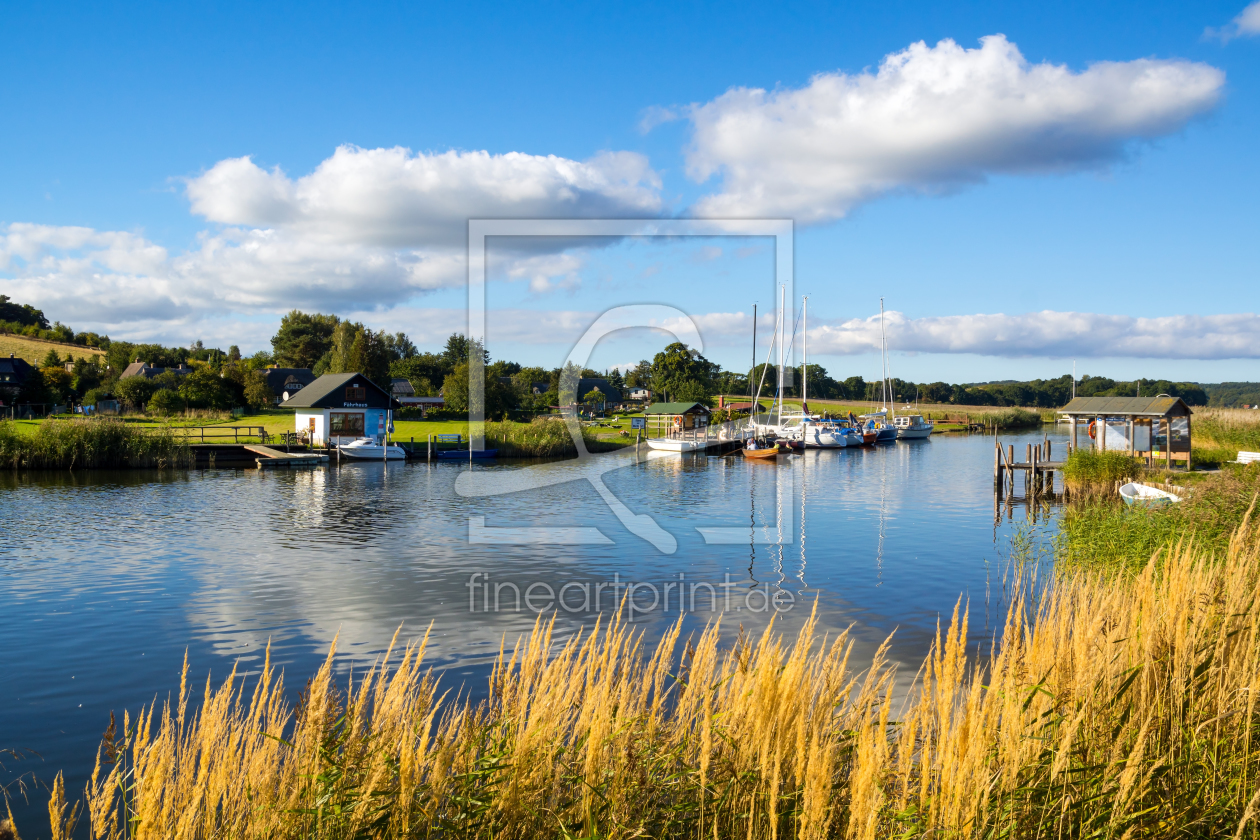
1 427 1063 825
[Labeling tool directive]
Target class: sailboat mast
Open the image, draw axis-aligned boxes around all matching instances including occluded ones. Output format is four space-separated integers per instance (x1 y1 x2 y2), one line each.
777 284 785 425
802 295 808 414
751 303 756 403
882 297 892 413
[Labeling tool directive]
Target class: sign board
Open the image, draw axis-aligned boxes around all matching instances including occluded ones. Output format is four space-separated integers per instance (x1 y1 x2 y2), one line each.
630 417 646 429
437 434 462 442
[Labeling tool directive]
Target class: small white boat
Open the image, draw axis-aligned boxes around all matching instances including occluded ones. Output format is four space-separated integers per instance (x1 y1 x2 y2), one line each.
338 437 407 460
893 414 934 440
1119 482 1182 506
645 437 703 453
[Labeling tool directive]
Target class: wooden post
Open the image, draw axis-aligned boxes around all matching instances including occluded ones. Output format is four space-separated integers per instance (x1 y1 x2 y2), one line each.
1031 445 1038 498
1128 417 1135 458
1165 417 1172 470
1185 413 1191 472
1099 415 1106 453
994 440 1001 488
1008 444 1015 487
427 433 431 460
1070 416 1077 450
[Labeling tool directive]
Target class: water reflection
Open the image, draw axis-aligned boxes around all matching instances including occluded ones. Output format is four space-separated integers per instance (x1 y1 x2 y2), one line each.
1 428 1062 828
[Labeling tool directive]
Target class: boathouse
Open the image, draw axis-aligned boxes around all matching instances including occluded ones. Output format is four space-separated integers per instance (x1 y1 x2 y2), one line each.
1059 396 1193 468
644 401 712 436
284 372 400 446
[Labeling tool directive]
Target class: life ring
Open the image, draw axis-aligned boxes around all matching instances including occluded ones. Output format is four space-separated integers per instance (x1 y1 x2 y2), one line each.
1088 420 1097 439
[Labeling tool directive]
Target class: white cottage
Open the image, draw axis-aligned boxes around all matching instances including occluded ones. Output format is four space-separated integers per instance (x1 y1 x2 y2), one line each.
284 372 400 446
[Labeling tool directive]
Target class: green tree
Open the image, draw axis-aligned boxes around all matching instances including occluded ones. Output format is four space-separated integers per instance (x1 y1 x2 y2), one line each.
179 367 233 409
391 353 449 397
271 311 340 368
443 360 516 420
650 343 715 404
227 345 241 362
243 370 274 412
16 368 50 405
148 388 186 416
324 322 392 390
608 369 624 390
41 349 62 368
624 360 652 389
114 376 158 410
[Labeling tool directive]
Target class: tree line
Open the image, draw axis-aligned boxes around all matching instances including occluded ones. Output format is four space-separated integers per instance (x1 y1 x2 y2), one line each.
3 294 1238 414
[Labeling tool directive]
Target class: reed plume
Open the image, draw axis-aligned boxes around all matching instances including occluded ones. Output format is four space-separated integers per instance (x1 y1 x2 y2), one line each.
65 517 1260 838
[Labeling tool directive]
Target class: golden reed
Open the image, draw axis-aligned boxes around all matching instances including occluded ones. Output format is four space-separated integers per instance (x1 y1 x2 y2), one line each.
37 515 1260 838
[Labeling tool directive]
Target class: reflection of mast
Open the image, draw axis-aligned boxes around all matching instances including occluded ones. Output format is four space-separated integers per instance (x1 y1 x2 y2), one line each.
798 450 808 588
875 445 888 586
775 455 785 589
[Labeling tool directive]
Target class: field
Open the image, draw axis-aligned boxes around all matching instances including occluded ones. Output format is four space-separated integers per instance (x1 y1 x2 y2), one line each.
0 333 105 365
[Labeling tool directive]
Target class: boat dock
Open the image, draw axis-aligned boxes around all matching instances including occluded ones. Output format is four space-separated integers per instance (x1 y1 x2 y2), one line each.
994 439 1065 499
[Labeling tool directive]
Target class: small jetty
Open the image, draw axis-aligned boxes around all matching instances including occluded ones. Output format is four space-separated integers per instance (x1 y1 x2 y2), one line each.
994 439 1065 499
244 445 327 469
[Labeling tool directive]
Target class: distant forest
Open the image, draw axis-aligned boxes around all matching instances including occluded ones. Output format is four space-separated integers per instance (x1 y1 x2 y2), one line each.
3 294 1258 409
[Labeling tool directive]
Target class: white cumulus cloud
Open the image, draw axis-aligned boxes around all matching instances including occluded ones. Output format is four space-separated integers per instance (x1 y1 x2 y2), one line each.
806 310 1260 360
1207 1 1260 41
186 146 662 248
686 34 1224 222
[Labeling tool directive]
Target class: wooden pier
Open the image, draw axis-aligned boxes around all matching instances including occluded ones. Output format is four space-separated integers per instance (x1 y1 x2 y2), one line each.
244 444 327 468
994 438 1066 499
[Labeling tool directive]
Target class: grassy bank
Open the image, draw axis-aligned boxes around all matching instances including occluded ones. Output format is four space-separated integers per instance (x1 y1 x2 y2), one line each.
32 524 1260 839
1059 461 1260 570
0 418 191 469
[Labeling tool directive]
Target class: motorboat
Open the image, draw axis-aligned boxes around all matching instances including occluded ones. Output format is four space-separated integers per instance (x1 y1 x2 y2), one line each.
859 411 897 443
646 437 703 453
338 437 408 460
1119 482 1181 506
893 414 934 440
799 419 849 448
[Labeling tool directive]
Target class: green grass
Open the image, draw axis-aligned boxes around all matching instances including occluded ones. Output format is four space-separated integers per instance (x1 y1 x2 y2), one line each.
0 418 192 469
1059 462 1260 571
1061 448 1142 488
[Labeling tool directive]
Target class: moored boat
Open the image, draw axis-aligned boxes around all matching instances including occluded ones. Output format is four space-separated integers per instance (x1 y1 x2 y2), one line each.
742 444 781 459
646 437 703 453
1119 482 1181 506
893 414 934 440
338 438 407 460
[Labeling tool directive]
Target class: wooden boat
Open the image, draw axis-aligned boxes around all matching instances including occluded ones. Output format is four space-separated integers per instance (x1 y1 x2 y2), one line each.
1119 482 1181 506
436 448 499 460
742 445 781 460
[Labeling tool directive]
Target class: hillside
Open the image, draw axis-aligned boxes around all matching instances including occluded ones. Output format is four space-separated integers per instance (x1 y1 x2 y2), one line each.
0 333 106 366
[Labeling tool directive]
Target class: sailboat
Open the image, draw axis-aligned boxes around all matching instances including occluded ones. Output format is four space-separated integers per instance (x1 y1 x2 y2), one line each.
795 296 848 449
858 300 898 442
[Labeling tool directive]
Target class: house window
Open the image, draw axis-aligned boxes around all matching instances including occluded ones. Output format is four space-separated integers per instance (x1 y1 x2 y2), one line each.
346 386 366 401
330 412 365 437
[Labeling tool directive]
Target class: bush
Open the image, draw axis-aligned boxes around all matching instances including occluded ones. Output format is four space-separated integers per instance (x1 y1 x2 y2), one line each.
148 389 186 416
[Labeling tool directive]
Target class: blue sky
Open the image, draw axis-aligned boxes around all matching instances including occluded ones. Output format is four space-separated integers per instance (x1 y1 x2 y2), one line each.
1 1 1257 383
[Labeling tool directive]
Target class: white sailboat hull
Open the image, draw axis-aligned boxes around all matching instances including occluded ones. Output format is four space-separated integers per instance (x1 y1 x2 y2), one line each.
895 426 933 440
